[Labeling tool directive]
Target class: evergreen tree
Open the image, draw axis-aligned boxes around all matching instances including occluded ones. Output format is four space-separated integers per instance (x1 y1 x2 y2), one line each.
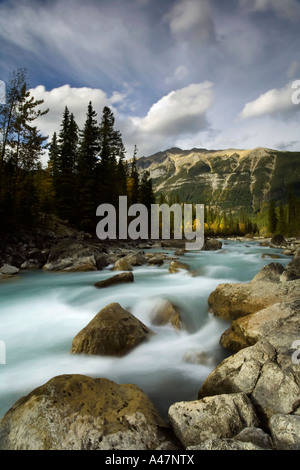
268 199 277 234
0 68 48 227
98 106 125 206
127 145 140 205
54 107 79 221
77 101 100 231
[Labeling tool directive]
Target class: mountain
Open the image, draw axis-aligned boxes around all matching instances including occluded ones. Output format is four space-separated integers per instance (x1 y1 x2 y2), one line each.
136 147 300 212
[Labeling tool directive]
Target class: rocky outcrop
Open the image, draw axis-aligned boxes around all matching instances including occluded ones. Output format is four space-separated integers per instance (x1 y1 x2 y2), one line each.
187 253 300 450
202 239 222 251
94 272 134 288
0 374 179 450
71 303 153 356
43 239 99 272
149 300 182 330
207 262 298 321
168 260 190 274
168 393 258 448
0 264 20 280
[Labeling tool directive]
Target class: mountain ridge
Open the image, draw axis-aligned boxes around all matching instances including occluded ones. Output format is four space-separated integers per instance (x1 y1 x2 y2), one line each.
135 147 300 212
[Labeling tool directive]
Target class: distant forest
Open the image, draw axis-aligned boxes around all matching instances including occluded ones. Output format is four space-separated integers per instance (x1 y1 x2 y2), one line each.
0 69 299 238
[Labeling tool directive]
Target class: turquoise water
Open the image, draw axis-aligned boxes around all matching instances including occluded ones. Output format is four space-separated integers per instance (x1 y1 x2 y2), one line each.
0 240 291 419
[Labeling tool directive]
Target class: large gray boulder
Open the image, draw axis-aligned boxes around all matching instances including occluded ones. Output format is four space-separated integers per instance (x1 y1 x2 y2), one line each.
0 375 179 450
168 393 258 448
71 303 153 356
269 414 300 450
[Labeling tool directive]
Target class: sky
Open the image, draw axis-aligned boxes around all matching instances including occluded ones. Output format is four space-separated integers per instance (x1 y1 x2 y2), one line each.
1 0 300 160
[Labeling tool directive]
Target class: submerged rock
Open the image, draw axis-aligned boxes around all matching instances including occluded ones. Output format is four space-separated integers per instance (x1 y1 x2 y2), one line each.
149 300 182 330
71 303 153 356
168 260 190 273
94 272 134 288
0 374 179 450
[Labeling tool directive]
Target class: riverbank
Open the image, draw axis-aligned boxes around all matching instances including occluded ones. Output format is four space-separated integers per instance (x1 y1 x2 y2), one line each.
0 230 299 450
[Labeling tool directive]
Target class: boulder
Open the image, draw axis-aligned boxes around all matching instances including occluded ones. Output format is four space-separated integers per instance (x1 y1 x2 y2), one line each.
198 339 300 427
269 414 300 450
94 272 134 288
168 261 190 274
284 249 300 281
150 300 182 330
43 239 98 272
202 239 222 251
220 300 300 352
71 303 153 356
123 251 147 266
270 234 287 247
0 374 179 450
0 264 19 275
113 258 133 272
168 393 258 448
208 263 299 321
147 254 165 265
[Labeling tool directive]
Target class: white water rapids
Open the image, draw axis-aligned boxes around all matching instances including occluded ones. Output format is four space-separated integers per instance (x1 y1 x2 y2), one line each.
0 240 291 419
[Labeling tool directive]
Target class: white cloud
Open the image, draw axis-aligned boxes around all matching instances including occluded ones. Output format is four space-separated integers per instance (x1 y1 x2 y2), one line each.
240 82 298 119
132 82 213 135
239 0 300 21
124 82 214 155
167 0 215 42
31 84 122 141
31 81 214 159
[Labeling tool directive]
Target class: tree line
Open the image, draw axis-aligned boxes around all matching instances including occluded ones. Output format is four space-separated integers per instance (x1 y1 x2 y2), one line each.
0 69 155 234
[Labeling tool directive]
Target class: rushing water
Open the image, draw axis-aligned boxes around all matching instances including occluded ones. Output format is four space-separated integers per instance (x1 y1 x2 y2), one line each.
0 240 291 419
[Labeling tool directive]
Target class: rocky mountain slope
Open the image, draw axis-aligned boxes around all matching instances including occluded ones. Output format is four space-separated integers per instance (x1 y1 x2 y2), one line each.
136 147 300 212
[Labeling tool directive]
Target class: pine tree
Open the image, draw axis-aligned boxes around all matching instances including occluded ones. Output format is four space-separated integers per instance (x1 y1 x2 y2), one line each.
268 199 277 234
98 106 125 206
54 107 79 221
127 145 140 205
77 101 99 231
0 68 48 226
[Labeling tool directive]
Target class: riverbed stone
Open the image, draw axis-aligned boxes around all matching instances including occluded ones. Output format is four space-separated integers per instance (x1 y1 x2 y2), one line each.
168 393 258 448
43 239 98 272
269 414 300 450
202 239 222 251
208 263 299 321
71 303 153 356
0 374 179 450
94 272 134 288
149 300 182 330
112 257 133 271
0 264 19 275
168 260 190 273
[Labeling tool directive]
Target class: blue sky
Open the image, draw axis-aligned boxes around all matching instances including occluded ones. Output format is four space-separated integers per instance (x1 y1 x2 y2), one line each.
1 0 300 159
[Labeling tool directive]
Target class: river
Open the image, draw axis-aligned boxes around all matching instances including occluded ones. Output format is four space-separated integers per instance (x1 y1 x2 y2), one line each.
0 240 291 420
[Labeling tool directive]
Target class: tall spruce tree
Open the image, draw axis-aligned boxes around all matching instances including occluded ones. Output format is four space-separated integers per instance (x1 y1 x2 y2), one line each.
77 101 99 231
98 106 126 206
53 107 79 222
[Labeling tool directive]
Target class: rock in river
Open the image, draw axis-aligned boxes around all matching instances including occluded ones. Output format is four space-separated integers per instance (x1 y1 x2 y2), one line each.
0 374 179 450
71 303 154 356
